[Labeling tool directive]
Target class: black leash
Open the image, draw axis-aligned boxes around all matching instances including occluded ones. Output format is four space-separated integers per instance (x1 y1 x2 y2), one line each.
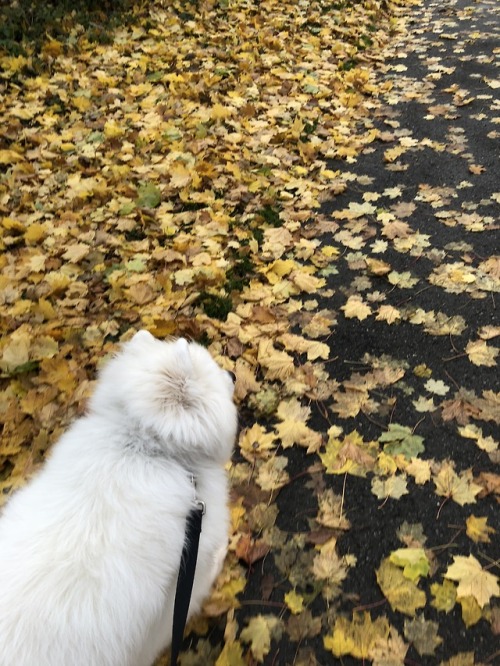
170 501 205 666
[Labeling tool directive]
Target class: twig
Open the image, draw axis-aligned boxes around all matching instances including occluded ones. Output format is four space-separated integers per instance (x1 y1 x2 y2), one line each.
339 473 347 525
444 369 460 390
352 598 387 612
436 495 450 520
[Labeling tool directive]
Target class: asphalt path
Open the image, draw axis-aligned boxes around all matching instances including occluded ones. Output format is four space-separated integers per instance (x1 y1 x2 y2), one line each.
262 0 499 663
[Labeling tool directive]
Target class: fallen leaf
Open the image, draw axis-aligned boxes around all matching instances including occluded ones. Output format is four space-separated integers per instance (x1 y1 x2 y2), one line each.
404 614 442 656
376 558 427 615
445 554 499 608
240 615 282 663
465 515 496 543
324 612 390 659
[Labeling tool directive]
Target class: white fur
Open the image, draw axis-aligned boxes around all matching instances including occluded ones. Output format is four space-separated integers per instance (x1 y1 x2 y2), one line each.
0 332 237 666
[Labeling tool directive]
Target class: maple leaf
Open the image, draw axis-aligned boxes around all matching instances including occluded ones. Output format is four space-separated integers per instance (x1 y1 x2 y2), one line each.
465 339 499 367
376 304 401 323
404 615 442 656
275 398 321 450
284 590 305 615
389 548 430 582
239 424 277 462
324 612 390 659
341 295 372 320
431 579 457 613
256 456 289 492
202 564 246 617
456 596 481 630
371 626 408 666
257 339 295 381
287 609 322 642
317 489 350 531
379 424 425 460
312 538 353 583
405 458 432 484
376 558 426 615
465 515 495 543
365 257 391 276
215 641 245 666
240 615 282 663
371 475 409 500
433 462 482 505
424 378 450 396
321 430 377 476
441 391 481 425
445 555 499 608
457 424 498 453
235 535 270 567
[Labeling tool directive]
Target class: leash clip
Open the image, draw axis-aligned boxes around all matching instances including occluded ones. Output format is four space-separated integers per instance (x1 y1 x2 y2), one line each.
189 475 206 515
195 499 206 515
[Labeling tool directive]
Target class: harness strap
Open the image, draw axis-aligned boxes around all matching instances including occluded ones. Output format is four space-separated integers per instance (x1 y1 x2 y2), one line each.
170 503 205 666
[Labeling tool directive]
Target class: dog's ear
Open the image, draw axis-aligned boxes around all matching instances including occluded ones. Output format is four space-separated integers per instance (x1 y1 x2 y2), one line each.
132 329 155 342
174 338 193 374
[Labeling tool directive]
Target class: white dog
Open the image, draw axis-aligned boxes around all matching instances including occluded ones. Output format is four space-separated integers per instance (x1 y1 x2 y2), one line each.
0 331 237 666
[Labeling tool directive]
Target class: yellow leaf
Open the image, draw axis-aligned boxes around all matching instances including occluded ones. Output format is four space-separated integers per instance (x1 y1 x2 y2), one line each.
389 548 430 582
72 96 92 112
317 489 350 530
321 430 377 476
256 456 289 492
211 103 235 120
104 120 125 138
376 558 426 615
284 590 305 615
405 458 431 484
230 499 246 533
215 641 246 666
433 462 482 505
466 515 495 543
240 615 281 663
238 423 277 461
312 538 351 583
465 339 498 367
290 269 326 293
371 626 408 666
431 579 457 613
257 339 295 381
376 304 401 324
62 242 90 264
388 270 419 288
278 333 330 360
366 257 391 276
457 424 497 453
269 259 296 277
459 596 482 627
0 149 24 164
1 327 31 372
169 163 194 189
445 554 499 608
341 295 372 320
275 398 321 450
24 222 46 244
203 565 246 617
371 475 409 500
324 612 390 659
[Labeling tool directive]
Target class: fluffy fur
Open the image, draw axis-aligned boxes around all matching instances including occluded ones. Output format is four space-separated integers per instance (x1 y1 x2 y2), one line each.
0 331 237 666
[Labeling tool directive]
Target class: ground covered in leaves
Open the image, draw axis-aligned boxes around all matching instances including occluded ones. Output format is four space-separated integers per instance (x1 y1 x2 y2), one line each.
0 0 499 664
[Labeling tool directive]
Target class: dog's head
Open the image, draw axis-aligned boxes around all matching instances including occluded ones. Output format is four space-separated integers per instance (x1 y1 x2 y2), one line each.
89 331 237 463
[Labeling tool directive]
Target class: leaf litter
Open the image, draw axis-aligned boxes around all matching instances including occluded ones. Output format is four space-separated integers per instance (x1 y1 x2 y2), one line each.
0 0 499 664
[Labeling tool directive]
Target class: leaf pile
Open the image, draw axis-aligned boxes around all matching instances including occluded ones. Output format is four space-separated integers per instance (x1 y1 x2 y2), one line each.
1 0 499 664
